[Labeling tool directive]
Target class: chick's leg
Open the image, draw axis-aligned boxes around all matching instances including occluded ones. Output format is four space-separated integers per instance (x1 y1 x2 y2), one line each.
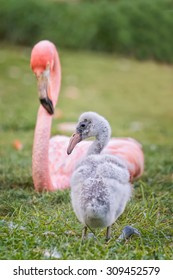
106 226 111 241
82 226 88 240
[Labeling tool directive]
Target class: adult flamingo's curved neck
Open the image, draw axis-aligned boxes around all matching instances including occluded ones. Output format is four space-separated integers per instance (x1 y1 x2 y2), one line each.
32 46 61 191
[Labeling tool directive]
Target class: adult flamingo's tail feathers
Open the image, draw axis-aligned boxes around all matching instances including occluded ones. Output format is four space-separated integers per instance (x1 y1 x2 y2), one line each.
104 138 144 181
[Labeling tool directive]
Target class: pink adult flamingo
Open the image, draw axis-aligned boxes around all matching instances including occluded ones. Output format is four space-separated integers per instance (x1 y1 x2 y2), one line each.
30 40 144 191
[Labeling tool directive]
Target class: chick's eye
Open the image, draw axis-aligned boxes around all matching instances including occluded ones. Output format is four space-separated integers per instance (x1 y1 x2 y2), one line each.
81 124 86 128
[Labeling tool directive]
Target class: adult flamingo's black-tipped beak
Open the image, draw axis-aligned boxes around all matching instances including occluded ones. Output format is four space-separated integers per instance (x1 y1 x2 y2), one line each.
67 133 82 155
37 69 54 115
39 97 54 115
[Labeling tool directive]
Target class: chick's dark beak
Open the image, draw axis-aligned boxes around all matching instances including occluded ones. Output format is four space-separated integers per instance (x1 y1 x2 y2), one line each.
67 133 82 155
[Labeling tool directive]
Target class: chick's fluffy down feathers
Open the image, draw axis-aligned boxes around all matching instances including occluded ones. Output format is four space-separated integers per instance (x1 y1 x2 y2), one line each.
71 154 132 228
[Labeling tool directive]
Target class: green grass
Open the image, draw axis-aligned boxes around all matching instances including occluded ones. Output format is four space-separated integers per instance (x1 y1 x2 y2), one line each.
0 45 173 259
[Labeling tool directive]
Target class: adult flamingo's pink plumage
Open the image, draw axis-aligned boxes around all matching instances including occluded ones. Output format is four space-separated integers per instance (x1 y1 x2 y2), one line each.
31 40 144 191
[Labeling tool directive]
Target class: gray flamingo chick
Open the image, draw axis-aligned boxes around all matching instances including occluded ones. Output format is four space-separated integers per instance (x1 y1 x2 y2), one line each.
67 112 132 241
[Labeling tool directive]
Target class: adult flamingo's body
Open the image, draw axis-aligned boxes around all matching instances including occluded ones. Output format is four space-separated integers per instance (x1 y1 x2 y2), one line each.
31 40 144 191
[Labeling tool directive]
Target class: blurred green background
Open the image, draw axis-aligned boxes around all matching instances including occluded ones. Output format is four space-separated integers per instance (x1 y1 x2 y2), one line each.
0 0 173 62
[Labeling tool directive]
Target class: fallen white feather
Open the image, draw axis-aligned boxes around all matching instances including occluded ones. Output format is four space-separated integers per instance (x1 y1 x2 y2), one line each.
43 248 62 259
